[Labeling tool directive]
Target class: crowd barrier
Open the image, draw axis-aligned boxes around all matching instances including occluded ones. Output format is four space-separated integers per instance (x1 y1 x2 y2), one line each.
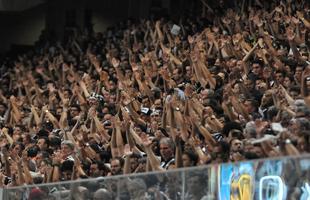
1 154 309 200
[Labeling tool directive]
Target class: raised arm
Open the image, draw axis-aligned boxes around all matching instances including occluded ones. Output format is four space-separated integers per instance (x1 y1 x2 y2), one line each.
140 133 163 171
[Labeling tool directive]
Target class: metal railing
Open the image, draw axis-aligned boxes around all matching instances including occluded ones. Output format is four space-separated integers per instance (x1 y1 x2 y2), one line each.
1 154 310 200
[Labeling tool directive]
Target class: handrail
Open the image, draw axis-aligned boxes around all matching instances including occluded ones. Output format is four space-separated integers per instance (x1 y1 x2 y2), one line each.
4 153 310 190
2 154 310 200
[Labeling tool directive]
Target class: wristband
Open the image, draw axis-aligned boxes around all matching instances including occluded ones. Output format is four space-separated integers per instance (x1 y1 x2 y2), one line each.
52 163 60 167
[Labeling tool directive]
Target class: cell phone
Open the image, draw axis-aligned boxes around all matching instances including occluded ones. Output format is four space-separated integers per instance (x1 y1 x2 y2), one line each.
123 107 130 113
271 123 284 132
32 135 38 140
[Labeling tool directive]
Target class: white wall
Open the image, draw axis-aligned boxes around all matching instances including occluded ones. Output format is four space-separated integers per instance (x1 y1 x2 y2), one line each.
92 13 121 33
0 0 156 53
0 0 44 11
0 4 45 52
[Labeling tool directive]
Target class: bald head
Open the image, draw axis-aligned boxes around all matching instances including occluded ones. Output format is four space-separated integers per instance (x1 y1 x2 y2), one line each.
93 189 112 200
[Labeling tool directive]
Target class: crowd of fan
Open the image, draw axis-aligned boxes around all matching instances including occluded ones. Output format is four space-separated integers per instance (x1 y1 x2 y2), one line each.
0 0 309 199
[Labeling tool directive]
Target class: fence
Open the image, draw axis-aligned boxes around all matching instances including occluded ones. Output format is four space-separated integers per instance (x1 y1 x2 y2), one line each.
1 154 310 200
